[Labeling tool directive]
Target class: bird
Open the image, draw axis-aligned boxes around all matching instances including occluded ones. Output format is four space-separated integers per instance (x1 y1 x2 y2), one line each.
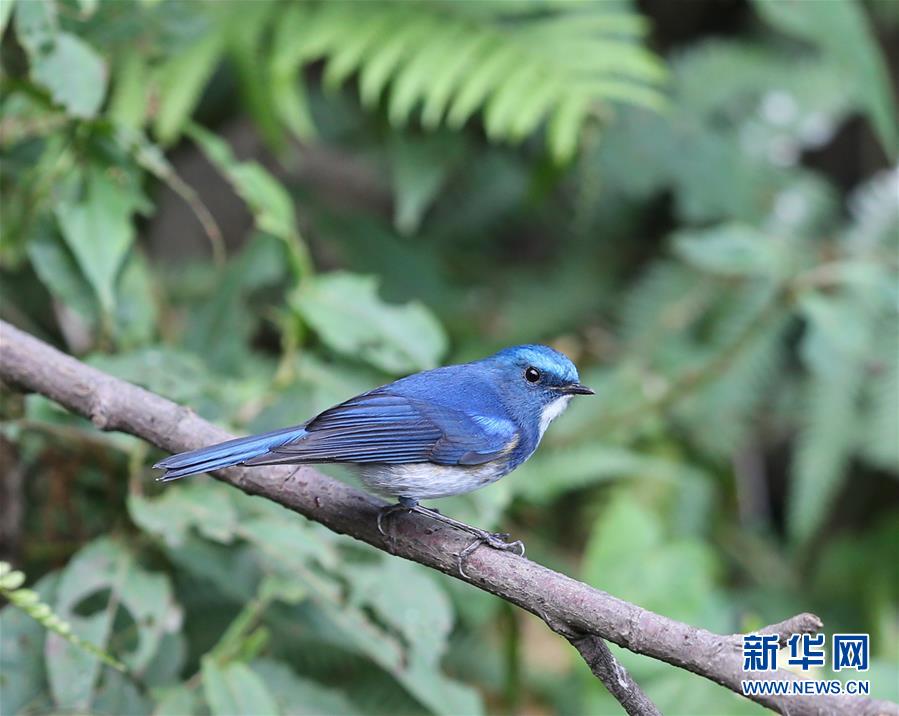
154 344 593 572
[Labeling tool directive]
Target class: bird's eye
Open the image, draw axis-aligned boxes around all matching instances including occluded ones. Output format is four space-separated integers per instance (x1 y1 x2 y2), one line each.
525 367 541 383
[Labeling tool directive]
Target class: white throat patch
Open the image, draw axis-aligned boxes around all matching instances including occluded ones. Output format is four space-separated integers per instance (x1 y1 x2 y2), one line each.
539 395 571 437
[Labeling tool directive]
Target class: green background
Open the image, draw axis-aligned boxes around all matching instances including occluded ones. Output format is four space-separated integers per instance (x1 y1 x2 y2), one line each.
1 0 897 714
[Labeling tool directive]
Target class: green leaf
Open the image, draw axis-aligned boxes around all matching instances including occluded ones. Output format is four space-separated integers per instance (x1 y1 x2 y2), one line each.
109 52 149 129
177 256 260 376
0 573 57 715
845 166 899 252
753 0 898 156
798 293 872 377
672 223 787 277
258 576 306 606
26 227 98 327
513 444 700 503
202 658 280 716
188 127 294 239
789 292 876 542
242 498 341 568
0 0 16 36
75 0 98 17
390 134 458 236
359 12 436 108
447 42 521 128
271 73 315 142
33 33 106 118
346 560 483 716
152 685 199 716
388 23 469 127
268 1 664 158
292 271 448 374
46 538 178 710
225 1 283 147
13 0 56 56
141 631 187 688
547 91 591 163
583 492 721 624
114 251 157 348
55 167 142 315
88 347 228 410
241 518 329 569
348 560 452 668
187 124 310 276
790 371 861 544
128 481 239 548
92 669 152 716
14 1 107 118
321 9 395 91
153 31 224 145
484 61 542 139
863 329 899 470
250 354 382 431
269 4 317 140
252 658 356 716
420 32 493 128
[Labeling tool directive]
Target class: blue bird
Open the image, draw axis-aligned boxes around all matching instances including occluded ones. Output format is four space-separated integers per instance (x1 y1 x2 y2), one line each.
154 344 593 570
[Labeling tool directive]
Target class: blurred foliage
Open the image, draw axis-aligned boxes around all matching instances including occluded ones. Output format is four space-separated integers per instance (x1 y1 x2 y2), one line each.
1 0 897 714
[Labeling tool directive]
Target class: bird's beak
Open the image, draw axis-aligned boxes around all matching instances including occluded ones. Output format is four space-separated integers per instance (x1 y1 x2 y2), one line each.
561 383 594 395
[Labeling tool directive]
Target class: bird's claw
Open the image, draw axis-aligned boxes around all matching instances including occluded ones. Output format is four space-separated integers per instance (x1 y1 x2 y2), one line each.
376 503 412 553
457 532 525 578
377 501 524 576
376 508 389 536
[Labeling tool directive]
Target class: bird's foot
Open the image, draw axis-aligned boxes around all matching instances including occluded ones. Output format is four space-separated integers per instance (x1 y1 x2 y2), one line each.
377 500 524 575
376 503 408 536
457 531 525 578
376 498 417 552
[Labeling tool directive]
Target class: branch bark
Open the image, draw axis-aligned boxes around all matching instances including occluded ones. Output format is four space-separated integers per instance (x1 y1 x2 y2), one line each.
1 320 895 716
568 634 662 716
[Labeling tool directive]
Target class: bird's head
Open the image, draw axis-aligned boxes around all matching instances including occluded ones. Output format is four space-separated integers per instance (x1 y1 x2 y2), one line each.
483 344 593 434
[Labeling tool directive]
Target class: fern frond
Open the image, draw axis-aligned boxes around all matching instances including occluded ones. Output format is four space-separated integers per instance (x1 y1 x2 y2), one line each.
672 39 851 123
861 322 899 471
619 261 717 357
676 289 787 458
789 292 878 543
790 361 863 543
845 167 899 254
269 3 319 141
844 170 899 471
274 1 665 162
0 562 126 672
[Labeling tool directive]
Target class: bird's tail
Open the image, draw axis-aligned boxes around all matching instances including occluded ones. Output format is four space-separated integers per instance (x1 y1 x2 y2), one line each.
154 425 307 482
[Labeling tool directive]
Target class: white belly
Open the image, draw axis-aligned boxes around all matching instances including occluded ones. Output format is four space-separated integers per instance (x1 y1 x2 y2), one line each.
356 397 571 502
358 462 507 501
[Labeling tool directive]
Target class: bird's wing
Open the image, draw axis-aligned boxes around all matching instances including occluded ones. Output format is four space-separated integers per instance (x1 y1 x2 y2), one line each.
243 390 516 467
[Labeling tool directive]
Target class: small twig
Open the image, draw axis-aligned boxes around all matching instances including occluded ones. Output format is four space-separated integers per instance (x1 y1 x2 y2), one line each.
0 320 896 716
120 129 227 266
151 167 227 267
756 613 824 647
568 634 663 716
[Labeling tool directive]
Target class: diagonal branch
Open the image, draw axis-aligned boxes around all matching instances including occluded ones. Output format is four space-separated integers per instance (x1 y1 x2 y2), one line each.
0 320 895 716
567 634 662 716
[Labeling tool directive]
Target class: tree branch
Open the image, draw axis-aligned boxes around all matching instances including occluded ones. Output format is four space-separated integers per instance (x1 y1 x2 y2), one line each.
568 634 662 716
1 320 895 716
